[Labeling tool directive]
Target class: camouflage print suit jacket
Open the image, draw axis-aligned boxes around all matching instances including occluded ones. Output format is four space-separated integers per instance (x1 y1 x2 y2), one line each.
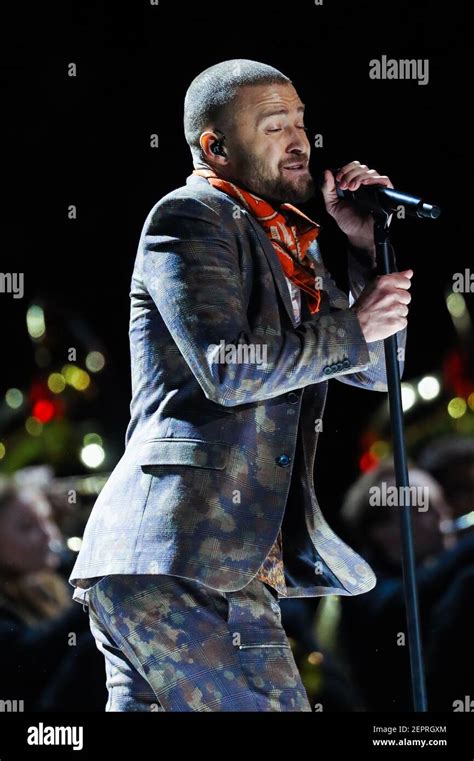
69 173 406 602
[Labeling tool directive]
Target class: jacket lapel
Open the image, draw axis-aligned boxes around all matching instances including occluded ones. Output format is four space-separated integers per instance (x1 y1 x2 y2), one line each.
187 173 298 327
243 212 299 327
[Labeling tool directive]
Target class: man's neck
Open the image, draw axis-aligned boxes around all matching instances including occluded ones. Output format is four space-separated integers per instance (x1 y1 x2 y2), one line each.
193 165 284 209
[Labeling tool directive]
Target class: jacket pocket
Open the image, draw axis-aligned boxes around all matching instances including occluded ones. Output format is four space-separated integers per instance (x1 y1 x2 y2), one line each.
139 437 231 470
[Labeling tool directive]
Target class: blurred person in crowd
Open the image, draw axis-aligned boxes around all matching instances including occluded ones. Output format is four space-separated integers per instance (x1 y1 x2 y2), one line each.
0 478 106 711
417 435 474 710
4 465 65 571
418 436 474 540
336 462 474 711
341 463 452 570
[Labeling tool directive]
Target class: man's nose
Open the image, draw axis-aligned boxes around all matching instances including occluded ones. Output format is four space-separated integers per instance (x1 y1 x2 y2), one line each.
286 128 308 153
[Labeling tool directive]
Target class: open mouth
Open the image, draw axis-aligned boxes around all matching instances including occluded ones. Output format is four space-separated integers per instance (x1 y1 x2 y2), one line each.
282 163 308 174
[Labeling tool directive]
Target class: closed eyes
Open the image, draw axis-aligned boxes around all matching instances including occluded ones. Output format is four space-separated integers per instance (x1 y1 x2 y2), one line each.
266 126 308 133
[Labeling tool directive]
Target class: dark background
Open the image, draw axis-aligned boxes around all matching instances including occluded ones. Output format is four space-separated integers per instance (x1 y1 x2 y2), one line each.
2 0 468 511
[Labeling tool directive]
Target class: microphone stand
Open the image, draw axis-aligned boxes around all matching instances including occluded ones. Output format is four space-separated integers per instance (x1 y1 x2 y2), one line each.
374 209 428 712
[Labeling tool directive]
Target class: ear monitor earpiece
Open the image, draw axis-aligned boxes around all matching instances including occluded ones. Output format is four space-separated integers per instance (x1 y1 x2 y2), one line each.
209 129 227 157
211 140 226 157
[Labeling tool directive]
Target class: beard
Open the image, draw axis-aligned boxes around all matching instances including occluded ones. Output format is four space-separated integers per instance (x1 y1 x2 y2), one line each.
230 143 316 205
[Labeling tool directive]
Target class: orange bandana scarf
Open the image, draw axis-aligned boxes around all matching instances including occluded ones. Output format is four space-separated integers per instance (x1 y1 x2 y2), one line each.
192 169 322 314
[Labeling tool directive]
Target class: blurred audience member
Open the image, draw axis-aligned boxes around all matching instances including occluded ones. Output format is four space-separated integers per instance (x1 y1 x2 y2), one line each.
0 477 106 711
418 435 474 709
335 461 473 711
418 436 474 540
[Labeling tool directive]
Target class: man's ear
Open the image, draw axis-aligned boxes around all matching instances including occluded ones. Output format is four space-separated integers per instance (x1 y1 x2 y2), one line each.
200 131 229 164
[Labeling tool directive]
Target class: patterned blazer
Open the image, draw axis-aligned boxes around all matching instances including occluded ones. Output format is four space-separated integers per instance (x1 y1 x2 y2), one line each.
69 173 406 601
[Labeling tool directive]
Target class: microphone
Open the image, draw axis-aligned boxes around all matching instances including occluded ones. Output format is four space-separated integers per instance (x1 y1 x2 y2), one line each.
330 169 441 219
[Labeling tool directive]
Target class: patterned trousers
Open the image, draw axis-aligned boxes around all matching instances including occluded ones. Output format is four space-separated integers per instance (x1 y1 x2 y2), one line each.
85 574 312 712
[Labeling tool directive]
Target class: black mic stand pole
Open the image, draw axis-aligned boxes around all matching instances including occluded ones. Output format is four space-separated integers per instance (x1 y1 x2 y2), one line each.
373 209 428 712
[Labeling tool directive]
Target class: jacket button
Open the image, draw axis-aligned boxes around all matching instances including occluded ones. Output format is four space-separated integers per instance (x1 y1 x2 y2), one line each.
343 359 350 368
276 454 292 467
336 362 344 372
286 391 300 404
323 367 332 375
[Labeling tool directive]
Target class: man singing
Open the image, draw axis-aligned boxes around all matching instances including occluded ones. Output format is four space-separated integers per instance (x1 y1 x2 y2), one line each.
69 59 412 712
